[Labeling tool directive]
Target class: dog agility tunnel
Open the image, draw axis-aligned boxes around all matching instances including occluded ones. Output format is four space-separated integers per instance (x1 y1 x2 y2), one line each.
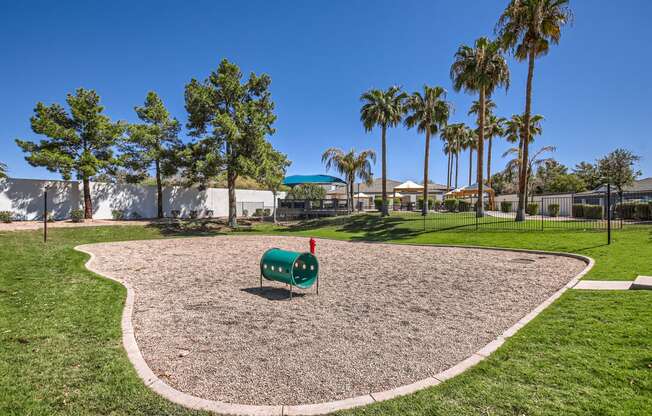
260 248 319 289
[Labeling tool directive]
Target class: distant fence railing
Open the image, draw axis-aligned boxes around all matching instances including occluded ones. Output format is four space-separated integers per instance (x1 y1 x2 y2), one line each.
276 198 350 220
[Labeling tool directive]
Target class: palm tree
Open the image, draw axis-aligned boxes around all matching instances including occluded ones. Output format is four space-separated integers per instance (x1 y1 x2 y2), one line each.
461 129 477 186
441 123 472 189
451 37 510 217
360 86 407 216
404 85 452 214
484 114 506 188
321 147 376 214
0 162 7 179
497 0 573 221
504 113 544 186
503 144 555 204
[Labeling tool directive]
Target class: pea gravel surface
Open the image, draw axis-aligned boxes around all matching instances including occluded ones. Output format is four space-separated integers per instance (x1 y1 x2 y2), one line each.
82 235 586 406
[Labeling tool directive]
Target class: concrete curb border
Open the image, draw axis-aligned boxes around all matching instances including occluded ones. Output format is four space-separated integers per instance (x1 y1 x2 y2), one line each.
74 240 595 416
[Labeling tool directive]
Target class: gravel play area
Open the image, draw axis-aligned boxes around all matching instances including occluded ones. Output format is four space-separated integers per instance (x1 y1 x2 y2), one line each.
82 236 586 406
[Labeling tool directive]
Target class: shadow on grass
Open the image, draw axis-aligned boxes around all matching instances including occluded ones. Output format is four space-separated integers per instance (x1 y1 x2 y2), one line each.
143 218 257 237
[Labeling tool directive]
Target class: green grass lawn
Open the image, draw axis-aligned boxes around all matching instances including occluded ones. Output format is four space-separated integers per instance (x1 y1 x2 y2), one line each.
1 220 651 415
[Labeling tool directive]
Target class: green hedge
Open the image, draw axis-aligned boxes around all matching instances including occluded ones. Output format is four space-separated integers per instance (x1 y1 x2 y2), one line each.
526 203 539 215
616 202 652 220
71 209 85 223
417 197 435 210
500 201 512 213
572 204 584 218
374 198 383 210
548 203 560 217
443 198 458 212
572 204 603 219
0 211 12 223
458 200 471 212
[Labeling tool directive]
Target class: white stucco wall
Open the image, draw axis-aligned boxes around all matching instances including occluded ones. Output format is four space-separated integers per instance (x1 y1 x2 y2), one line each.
0 178 284 220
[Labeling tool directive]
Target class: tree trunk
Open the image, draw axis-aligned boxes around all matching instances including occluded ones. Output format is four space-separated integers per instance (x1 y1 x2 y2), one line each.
487 137 493 189
272 190 277 224
422 129 431 215
155 159 163 219
476 87 485 218
349 177 354 215
82 177 93 219
516 51 536 222
381 124 388 216
227 167 237 228
468 148 473 186
446 152 451 190
455 152 459 189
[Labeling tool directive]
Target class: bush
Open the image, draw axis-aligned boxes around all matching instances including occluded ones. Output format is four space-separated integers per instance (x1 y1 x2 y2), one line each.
526 203 539 215
46 212 56 222
205 210 214 218
572 204 584 218
253 208 265 217
189 210 198 219
616 202 637 219
242 209 249 217
374 198 383 210
417 197 435 210
0 211 12 223
263 208 271 216
130 211 142 220
500 201 512 213
548 203 560 217
458 200 471 212
111 210 125 220
583 205 603 219
71 209 84 223
635 203 652 220
170 210 181 218
443 198 458 212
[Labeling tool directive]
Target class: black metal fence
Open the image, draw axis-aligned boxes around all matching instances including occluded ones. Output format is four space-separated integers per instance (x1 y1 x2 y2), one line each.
388 187 652 235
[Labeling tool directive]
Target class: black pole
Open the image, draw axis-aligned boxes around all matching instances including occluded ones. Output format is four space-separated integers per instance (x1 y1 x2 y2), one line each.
43 189 48 243
607 183 611 245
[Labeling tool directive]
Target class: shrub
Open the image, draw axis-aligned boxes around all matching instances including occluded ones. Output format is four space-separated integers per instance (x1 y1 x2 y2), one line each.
525 203 539 215
205 210 214 218
0 211 12 223
263 208 271 216
242 209 249 217
443 198 458 212
130 211 142 220
572 204 584 218
46 212 56 222
170 210 181 218
583 204 603 219
615 202 637 219
111 210 125 220
635 203 652 220
253 208 265 217
458 200 471 212
500 201 512 213
374 198 383 210
189 210 198 219
417 197 435 210
548 203 560 217
70 209 84 223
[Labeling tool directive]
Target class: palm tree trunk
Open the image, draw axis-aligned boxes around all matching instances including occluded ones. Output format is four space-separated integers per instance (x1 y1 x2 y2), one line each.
516 51 535 222
381 124 388 216
422 130 431 215
446 152 451 190
349 176 354 214
155 159 163 219
455 152 459 189
468 149 473 186
82 177 93 219
487 137 492 189
476 87 485 218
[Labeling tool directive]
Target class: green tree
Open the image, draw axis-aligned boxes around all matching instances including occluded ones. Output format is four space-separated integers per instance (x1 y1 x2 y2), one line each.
573 161 601 190
404 85 451 214
441 123 471 189
469 99 506 188
184 59 277 227
257 141 290 224
596 149 641 195
360 86 407 216
497 0 573 220
461 128 478 186
547 173 587 194
504 145 555 202
16 88 123 219
286 184 326 200
321 147 376 213
451 37 510 216
121 92 181 218
0 162 7 179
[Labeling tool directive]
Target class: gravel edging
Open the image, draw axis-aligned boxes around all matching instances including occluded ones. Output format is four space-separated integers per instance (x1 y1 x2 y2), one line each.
74 239 594 416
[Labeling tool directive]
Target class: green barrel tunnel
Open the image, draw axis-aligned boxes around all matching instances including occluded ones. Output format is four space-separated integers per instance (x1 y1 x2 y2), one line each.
260 248 319 289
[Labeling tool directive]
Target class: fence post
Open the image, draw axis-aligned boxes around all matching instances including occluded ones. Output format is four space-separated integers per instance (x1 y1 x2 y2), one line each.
43 189 48 243
607 183 611 245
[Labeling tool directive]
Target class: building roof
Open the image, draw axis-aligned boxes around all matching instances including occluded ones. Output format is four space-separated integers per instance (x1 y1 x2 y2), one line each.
577 177 652 195
355 178 448 193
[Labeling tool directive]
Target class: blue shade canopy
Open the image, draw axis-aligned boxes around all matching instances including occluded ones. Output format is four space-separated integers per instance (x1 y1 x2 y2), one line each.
283 174 346 186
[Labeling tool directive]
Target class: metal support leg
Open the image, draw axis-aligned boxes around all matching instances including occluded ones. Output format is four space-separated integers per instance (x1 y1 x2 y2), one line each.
316 275 319 295
260 273 262 290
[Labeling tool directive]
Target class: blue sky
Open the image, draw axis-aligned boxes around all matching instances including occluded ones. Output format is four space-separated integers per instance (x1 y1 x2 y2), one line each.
1 0 650 183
